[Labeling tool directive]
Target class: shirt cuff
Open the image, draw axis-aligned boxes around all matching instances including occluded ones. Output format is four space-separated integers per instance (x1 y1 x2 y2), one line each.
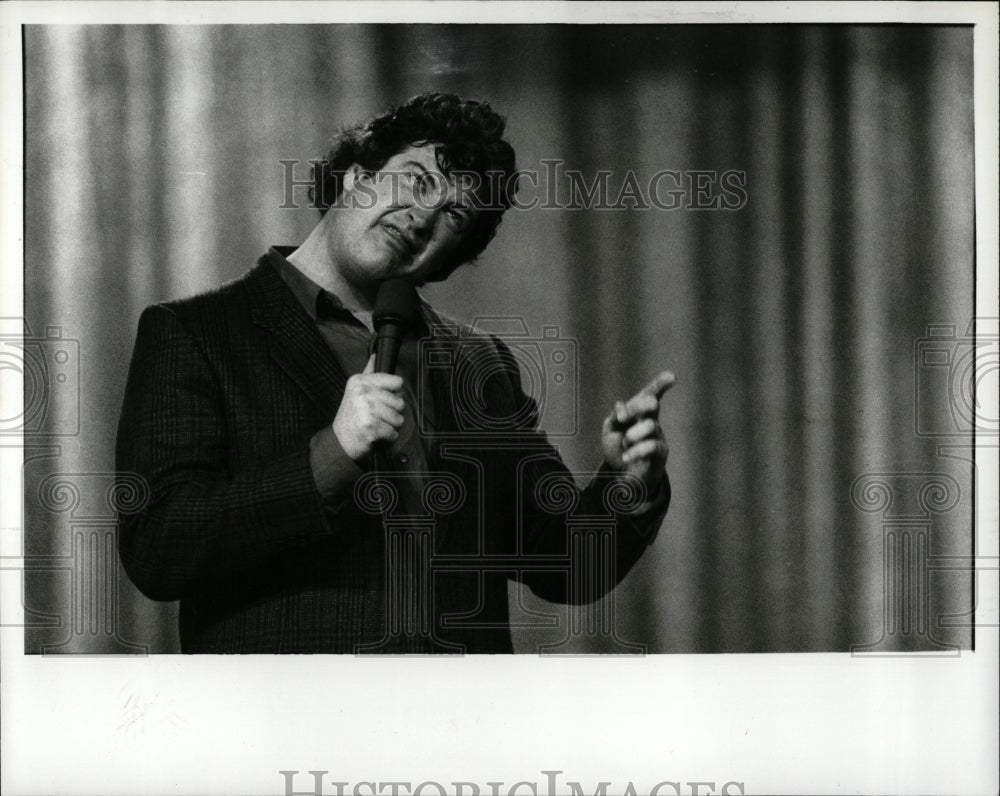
309 424 365 501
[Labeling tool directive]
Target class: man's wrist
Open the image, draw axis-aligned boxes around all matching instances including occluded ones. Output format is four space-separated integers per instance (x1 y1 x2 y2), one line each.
627 467 669 516
309 424 365 500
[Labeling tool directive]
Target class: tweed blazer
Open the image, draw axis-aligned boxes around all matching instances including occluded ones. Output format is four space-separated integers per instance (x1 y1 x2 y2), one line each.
116 257 667 653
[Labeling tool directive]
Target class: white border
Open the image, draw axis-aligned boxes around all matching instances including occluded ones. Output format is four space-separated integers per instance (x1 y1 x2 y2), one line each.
1 3 997 795
0 1 995 25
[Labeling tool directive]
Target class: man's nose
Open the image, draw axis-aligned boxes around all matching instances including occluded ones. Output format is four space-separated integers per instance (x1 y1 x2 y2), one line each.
406 205 436 238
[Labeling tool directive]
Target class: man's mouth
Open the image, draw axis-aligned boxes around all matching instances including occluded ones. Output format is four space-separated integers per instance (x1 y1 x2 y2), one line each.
383 225 419 258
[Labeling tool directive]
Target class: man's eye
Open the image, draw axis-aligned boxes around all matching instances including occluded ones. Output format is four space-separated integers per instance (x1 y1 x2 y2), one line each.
414 172 434 196
401 171 422 193
447 208 470 229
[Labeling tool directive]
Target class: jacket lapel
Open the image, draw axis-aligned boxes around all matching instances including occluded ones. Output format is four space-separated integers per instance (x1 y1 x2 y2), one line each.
418 302 461 439
243 259 349 414
416 304 471 552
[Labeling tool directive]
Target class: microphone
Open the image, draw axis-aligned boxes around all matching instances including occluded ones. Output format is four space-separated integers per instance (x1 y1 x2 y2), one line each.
372 279 420 374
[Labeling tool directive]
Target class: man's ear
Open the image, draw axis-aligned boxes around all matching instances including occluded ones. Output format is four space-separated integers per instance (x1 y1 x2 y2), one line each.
342 163 370 193
337 164 376 209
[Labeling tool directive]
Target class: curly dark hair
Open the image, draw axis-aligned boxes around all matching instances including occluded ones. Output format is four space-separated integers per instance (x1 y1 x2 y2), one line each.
310 92 519 282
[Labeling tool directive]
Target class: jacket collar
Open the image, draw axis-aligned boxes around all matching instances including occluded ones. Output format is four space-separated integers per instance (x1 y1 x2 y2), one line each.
243 249 457 435
244 251 350 415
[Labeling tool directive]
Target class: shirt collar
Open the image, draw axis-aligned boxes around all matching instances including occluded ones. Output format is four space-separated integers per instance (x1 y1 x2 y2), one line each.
265 246 435 336
265 246 345 322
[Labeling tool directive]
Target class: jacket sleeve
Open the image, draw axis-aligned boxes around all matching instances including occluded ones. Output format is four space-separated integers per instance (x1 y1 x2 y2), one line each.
488 336 669 605
115 304 347 601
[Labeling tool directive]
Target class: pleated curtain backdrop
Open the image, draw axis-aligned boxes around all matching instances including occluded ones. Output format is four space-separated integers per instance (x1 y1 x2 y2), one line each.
22 25 974 654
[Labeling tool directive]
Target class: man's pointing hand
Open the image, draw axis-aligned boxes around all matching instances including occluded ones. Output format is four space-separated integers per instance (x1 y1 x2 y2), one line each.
601 370 675 494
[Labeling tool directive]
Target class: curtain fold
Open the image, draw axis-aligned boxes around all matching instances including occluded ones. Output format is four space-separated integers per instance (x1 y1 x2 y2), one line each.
23 24 975 654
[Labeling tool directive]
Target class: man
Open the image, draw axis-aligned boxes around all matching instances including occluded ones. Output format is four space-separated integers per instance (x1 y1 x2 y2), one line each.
116 92 673 653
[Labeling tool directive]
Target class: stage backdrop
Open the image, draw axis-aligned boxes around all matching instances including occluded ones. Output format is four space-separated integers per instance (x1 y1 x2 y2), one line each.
22 25 975 653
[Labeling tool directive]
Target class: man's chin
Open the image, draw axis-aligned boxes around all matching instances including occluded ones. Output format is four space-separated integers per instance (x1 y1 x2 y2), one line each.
342 252 437 286
343 258 401 283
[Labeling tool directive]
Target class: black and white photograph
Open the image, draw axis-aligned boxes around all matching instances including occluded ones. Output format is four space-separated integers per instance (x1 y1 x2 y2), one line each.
1 2 997 795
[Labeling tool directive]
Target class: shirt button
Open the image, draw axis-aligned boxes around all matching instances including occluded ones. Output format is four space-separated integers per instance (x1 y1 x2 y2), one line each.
398 454 409 465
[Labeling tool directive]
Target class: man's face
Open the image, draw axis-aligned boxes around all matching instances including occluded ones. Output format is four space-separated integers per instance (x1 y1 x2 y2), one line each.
324 143 478 287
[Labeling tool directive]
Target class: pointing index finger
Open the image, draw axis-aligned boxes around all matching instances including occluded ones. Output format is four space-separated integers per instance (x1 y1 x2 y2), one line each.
641 370 676 399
